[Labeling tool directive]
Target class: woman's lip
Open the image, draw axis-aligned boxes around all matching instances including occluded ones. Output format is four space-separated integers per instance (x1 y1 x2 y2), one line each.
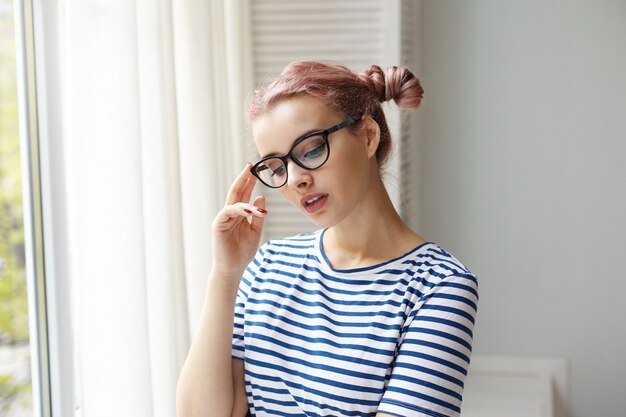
300 193 326 206
302 194 328 213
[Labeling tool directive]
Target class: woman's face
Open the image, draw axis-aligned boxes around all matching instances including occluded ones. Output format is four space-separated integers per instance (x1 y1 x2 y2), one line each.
252 95 378 229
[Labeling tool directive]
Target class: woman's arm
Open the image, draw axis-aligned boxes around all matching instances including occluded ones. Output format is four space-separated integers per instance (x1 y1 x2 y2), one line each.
176 273 246 417
176 163 266 417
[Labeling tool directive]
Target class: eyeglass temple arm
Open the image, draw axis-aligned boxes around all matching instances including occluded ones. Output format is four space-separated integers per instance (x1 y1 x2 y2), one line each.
325 114 362 134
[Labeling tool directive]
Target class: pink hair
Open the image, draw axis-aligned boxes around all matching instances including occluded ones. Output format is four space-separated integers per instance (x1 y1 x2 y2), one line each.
247 61 424 169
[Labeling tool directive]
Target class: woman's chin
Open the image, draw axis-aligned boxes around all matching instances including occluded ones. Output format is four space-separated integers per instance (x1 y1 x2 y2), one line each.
305 211 346 230
304 214 331 229
296 207 334 229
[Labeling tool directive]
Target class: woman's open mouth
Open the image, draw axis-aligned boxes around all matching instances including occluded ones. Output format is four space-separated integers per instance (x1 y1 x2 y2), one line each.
301 193 328 213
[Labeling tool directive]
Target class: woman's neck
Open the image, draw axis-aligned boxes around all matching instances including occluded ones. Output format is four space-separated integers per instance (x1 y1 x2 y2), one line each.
322 174 426 270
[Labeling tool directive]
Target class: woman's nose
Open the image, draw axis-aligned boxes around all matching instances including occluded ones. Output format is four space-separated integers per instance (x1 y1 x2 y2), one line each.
286 160 312 190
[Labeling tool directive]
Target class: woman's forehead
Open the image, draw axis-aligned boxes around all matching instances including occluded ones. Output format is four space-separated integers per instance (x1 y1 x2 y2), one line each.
252 96 338 155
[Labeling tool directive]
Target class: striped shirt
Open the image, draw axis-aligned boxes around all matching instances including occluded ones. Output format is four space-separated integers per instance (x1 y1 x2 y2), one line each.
232 229 479 417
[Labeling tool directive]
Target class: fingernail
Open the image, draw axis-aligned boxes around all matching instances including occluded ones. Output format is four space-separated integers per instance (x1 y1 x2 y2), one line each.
244 209 253 214
257 208 267 214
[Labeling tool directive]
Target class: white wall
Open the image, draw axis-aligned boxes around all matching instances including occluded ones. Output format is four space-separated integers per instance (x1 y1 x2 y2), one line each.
417 1 626 417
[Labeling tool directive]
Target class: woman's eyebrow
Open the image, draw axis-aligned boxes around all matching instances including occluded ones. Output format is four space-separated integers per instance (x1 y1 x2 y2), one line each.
260 128 322 158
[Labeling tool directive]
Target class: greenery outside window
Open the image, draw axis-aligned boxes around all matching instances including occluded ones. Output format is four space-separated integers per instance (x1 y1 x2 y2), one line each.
1 1 32 415
1 0 51 415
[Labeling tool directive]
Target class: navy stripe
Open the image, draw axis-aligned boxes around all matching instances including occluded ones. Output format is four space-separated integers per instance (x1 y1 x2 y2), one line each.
266 247 319 262
244 322 396 356
250 394 300 409
246 304 401 332
252 405 306 417
406 326 473 351
449 272 480 284
246 344 385 384
246 316 398 343
391 361 465 388
262 257 412 286
269 242 315 250
389 373 462 400
427 255 469 274
379 268 438 290
250 255 263 269
413 315 474 338
248 291 406 324
420 304 476 324
399 259 463 277
246 357 384 393
254 274 410 300
245 370 381 406
425 292 478 311
246 381 291 396
400 338 471 364
267 250 451 291
256 272 410 297
251 384 372 417
394 350 468 376
246 331 390 369
256 266 405 307
437 280 479 298
384 385 461 413
401 258 461 272
270 235 316 242
251 280 405 308
379 399 451 417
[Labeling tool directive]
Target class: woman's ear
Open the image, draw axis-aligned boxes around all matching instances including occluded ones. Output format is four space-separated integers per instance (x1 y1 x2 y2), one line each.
361 117 381 158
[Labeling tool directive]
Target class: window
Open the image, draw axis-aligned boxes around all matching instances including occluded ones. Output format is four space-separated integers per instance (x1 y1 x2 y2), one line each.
1 0 51 415
0 1 33 415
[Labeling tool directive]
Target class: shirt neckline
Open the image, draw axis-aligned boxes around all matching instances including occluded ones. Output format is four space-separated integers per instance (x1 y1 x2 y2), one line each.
316 228 436 276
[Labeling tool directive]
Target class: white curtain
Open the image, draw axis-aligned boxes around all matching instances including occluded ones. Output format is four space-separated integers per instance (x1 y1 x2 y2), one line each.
58 0 251 416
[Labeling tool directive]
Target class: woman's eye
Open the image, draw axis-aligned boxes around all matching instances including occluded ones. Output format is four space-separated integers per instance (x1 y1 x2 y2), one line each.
271 165 286 177
304 146 324 159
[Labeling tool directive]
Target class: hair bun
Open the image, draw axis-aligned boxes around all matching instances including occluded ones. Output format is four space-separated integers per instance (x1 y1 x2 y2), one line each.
358 65 424 109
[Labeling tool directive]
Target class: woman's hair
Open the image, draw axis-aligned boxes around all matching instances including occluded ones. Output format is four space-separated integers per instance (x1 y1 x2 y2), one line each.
247 61 424 169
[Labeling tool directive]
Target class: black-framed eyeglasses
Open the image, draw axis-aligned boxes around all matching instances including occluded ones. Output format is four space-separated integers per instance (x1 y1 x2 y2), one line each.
250 115 361 188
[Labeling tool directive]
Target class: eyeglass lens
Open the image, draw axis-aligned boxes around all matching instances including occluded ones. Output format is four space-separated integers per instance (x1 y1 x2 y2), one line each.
254 134 328 187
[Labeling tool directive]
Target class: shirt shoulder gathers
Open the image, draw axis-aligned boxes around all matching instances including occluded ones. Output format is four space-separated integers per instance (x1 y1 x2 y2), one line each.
232 229 479 417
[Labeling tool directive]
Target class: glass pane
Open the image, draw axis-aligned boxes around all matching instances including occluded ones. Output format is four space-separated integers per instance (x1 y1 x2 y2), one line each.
0 1 33 416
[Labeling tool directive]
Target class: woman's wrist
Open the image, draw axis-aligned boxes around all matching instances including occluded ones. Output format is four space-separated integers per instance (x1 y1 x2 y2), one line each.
208 269 244 290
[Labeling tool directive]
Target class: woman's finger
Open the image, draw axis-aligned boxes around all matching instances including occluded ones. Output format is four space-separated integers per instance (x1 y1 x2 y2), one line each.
225 163 253 205
250 195 266 234
214 202 268 230
240 173 257 205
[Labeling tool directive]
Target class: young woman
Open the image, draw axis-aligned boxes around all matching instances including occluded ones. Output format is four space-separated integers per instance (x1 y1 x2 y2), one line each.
177 62 479 417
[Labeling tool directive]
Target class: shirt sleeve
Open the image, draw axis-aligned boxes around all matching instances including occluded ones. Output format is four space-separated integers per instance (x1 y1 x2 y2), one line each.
377 273 479 417
232 243 268 360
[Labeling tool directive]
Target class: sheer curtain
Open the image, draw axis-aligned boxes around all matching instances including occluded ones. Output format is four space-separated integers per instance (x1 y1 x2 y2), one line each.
43 0 251 416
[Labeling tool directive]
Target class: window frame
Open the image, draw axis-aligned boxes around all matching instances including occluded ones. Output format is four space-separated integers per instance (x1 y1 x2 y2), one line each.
14 0 54 416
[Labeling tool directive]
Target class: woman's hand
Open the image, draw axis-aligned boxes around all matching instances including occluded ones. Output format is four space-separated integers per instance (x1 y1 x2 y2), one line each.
178 163 263 417
211 163 267 280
